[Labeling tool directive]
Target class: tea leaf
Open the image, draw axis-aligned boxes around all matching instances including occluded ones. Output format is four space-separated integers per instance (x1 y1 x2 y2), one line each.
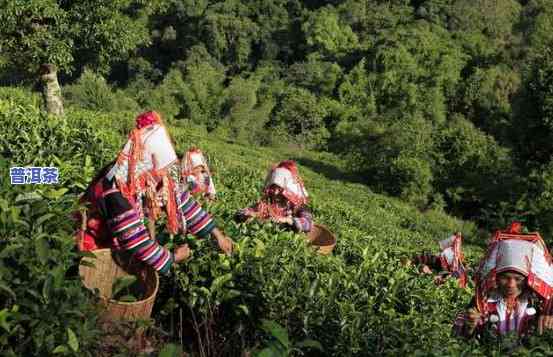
15 192 42 203
67 327 79 352
256 347 281 357
296 339 323 351
0 282 16 300
42 275 53 301
35 213 55 226
52 345 68 354
34 238 49 265
0 308 11 332
111 276 138 299
118 295 138 302
158 343 182 357
261 319 289 348
79 260 96 268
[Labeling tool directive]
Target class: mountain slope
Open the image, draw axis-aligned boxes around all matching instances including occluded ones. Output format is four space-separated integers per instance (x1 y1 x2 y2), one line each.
2 93 535 356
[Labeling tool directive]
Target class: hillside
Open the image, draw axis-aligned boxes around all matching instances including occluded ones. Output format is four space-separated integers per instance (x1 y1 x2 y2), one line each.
2 92 553 356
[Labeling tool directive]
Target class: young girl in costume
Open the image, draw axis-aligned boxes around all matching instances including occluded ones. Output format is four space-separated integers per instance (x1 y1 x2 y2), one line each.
181 147 217 201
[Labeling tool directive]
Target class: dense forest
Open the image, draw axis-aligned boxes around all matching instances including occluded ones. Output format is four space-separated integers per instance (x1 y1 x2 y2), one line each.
3 0 553 236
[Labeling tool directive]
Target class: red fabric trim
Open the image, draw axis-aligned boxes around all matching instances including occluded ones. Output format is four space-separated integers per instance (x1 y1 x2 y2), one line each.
135 111 161 129
101 188 119 197
458 273 467 288
276 160 298 176
166 178 179 235
439 255 449 271
528 273 553 300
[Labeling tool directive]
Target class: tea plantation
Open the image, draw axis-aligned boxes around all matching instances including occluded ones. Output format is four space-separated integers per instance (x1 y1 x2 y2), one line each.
2 89 553 356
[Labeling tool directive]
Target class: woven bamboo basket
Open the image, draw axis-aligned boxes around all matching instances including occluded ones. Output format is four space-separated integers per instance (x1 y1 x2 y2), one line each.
79 249 159 321
306 224 337 255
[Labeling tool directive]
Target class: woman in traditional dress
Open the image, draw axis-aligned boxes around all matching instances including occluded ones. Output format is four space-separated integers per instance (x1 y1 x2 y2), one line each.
75 111 233 275
235 160 313 233
181 147 216 201
412 232 467 287
453 223 553 339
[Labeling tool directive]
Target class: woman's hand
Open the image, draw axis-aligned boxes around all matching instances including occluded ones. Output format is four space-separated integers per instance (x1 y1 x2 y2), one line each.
433 275 446 285
212 228 234 255
274 216 293 225
217 235 234 255
174 244 191 263
465 308 482 334
420 264 433 274
244 209 258 218
538 315 553 335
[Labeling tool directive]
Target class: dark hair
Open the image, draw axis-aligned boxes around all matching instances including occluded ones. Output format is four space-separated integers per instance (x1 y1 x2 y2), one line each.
82 161 116 202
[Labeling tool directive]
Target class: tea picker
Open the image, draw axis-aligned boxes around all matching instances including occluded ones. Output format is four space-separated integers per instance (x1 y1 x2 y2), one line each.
453 222 553 339
75 110 233 275
235 160 313 233
409 232 467 287
181 147 217 201
235 160 337 254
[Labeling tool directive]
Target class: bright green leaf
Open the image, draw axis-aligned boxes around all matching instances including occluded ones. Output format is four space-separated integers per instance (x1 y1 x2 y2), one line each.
67 327 79 352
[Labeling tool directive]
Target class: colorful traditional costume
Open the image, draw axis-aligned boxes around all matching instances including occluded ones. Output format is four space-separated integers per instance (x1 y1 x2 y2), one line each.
453 223 553 338
414 233 467 287
181 147 216 200
75 111 217 275
236 160 313 232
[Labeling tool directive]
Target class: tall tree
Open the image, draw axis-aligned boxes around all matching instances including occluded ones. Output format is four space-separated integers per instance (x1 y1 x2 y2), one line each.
0 0 151 115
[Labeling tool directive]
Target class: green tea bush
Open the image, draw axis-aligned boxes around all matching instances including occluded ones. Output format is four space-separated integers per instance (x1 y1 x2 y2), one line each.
63 69 140 112
159 125 489 355
0 187 101 356
0 99 121 191
0 87 41 108
4 91 553 356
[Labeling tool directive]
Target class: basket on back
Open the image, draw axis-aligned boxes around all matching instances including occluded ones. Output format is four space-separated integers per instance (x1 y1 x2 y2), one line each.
79 249 159 321
306 224 337 255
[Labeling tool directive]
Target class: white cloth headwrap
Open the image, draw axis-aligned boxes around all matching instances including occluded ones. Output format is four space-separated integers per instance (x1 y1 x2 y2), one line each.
265 167 308 201
186 150 208 170
107 124 177 182
477 235 553 300
183 148 216 197
480 239 553 280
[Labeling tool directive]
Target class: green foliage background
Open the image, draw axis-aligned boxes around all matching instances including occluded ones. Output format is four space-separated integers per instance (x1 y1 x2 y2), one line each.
3 0 553 235
1 92 553 355
3 0 553 355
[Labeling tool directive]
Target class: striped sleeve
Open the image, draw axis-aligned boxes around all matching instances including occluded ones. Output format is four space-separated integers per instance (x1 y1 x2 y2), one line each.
292 207 313 233
178 191 216 238
412 253 441 270
452 311 469 337
105 191 173 275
